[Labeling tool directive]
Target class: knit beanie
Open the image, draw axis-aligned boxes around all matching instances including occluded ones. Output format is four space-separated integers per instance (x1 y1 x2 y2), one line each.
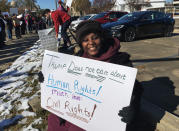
58 0 62 4
75 20 106 45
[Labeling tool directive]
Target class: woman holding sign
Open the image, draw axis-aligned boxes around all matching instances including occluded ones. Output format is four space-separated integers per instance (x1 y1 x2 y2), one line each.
75 21 143 131
40 20 143 131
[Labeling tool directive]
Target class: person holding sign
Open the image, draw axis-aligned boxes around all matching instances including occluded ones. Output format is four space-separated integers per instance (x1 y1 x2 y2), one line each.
44 9 72 50
39 20 143 131
76 21 143 130
57 0 70 13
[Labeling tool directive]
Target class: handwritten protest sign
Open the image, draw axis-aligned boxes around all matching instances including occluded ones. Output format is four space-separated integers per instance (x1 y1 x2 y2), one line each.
2 12 9 16
38 28 58 51
41 50 137 131
10 8 18 15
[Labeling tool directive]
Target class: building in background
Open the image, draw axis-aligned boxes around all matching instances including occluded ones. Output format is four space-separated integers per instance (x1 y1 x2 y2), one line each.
112 0 127 11
173 0 179 18
112 0 166 12
10 0 16 7
173 0 179 6
142 0 166 11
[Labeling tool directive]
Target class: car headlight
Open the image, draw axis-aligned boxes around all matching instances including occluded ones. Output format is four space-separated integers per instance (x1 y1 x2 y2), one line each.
111 25 124 30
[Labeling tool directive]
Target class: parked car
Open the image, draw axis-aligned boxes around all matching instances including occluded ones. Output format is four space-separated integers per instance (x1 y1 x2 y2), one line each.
90 11 128 24
70 14 96 31
102 11 175 42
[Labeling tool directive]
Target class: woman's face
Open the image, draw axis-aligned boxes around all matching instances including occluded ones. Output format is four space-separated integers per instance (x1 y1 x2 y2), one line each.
81 33 102 57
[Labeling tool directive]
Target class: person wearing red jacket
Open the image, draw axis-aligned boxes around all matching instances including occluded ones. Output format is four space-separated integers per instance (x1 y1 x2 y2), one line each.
44 9 72 48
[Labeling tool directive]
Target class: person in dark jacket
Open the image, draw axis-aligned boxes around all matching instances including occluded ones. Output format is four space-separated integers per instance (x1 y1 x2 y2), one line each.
43 20 143 131
20 14 26 35
5 15 13 40
27 15 33 33
0 12 6 48
44 9 72 48
12 14 21 39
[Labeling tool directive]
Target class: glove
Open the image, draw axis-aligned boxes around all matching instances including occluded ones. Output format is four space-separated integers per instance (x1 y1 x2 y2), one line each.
59 117 66 126
118 106 136 124
38 71 44 83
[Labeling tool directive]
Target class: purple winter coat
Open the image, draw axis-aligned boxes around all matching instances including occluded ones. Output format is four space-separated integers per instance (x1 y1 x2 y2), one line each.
48 113 85 131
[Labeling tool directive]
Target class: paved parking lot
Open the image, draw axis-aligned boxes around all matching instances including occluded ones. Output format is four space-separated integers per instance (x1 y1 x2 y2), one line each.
120 29 179 116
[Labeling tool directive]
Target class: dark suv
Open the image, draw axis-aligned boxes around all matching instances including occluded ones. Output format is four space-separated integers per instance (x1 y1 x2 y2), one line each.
90 11 128 24
102 11 175 41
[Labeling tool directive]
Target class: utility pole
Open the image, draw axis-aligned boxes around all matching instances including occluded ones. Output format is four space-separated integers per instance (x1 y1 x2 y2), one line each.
55 0 57 9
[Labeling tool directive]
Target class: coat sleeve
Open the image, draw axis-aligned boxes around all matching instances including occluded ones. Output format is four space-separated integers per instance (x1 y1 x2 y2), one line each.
111 52 143 115
130 80 143 111
51 12 61 35
110 52 133 67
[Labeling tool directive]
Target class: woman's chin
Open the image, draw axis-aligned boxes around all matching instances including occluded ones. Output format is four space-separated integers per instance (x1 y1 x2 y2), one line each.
87 51 99 57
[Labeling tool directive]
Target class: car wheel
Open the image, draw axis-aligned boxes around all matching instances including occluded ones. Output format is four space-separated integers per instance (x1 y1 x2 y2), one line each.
124 27 136 42
164 25 173 37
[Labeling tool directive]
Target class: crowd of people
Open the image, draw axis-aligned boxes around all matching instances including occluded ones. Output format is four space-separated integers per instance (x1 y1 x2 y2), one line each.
0 0 73 50
0 10 47 49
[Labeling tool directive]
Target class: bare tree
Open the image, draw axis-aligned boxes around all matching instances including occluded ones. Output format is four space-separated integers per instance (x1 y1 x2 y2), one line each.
71 0 91 15
13 0 37 11
24 0 37 11
0 0 10 12
91 0 116 13
15 0 25 8
126 0 151 12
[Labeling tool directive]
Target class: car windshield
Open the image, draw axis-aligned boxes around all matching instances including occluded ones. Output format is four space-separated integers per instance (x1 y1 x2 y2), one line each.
79 15 91 20
90 12 106 20
89 14 96 19
118 12 144 21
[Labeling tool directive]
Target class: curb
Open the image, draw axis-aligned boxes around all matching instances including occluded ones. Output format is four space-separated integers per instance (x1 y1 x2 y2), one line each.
141 99 179 131
174 27 179 29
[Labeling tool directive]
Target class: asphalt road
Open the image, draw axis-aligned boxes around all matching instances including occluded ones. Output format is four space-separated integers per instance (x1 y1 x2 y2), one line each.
120 29 179 116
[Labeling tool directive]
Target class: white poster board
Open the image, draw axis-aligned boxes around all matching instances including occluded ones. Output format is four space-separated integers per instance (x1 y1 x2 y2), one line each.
2 12 9 16
38 28 58 52
41 50 137 131
66 0 73 7
10 8 18 15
